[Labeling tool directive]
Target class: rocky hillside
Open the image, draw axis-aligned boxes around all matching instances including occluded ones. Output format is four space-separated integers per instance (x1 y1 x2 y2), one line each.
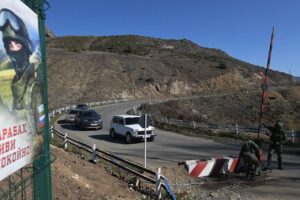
46 35 291 110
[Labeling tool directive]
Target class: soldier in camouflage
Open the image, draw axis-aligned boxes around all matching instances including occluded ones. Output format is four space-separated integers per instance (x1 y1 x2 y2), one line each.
0 9 44 156
263 121 286 170
239 140 261 181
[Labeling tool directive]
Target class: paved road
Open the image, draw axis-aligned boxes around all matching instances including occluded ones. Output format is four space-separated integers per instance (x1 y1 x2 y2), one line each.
54 101 242 167
54 101 300 200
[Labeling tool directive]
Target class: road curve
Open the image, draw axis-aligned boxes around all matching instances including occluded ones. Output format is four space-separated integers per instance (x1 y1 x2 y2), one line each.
54 101 242 167
54 101 300 170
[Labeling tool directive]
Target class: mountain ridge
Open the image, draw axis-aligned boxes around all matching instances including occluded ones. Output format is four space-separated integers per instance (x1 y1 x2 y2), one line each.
46 35 292 110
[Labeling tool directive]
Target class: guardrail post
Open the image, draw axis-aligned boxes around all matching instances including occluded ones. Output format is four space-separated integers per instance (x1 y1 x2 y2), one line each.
235 124 239 134
156 168 161 200
92 144 97 162
50 126 54 138
291 129 295 143
165 116 168 124
193 121 196 129
64 133 68 150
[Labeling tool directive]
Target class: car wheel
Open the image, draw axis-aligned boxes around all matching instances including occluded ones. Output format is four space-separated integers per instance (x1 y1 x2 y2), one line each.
148 136 155 142
110 129 116 138
125 133 133 144
80 123 85 130
76 123 82 129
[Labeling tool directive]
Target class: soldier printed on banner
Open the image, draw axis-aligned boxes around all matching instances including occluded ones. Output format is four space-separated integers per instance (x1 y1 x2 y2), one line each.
0 8 44 157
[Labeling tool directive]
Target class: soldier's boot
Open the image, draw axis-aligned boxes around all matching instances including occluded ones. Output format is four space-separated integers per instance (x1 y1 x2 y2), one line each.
278 157 283 170
267 154 272 170
249 172 256 181
245 170 250 180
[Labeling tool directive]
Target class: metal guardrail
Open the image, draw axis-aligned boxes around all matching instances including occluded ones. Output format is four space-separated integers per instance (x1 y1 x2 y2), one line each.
48 99 175 199
153 116 262 133
48 99 131 119
51 127 157 182
152 115 298 142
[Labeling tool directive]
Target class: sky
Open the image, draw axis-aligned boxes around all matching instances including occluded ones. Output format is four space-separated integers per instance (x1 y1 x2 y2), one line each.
46 0 300 76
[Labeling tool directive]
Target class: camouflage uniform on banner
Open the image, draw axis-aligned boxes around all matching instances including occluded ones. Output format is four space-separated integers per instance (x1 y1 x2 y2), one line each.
239 140 260 181
0 9 44 156
263 121 286 170
0 96 13 122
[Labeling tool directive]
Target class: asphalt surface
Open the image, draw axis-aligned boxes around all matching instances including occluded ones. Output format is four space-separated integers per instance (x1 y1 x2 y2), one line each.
54 101 300 200
54 101 243 167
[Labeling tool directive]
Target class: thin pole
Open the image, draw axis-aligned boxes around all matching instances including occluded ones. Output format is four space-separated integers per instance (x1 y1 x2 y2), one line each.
258 27 275 139
144 114 147 168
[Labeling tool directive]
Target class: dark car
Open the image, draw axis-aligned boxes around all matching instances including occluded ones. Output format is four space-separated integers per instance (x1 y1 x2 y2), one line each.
76 103 88 110
75 109 103 130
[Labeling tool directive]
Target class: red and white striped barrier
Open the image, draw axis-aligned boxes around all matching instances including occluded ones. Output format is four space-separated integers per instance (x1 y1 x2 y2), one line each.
179 156 240 177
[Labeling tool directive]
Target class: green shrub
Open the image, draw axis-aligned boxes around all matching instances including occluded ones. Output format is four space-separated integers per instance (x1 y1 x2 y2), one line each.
216 62 228 69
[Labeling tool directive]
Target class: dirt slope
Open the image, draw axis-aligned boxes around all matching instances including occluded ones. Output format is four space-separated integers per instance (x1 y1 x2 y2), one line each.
51 146 142 200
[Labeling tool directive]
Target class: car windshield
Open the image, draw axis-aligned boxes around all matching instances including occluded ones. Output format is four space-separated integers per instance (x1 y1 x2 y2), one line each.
69 110 78 114
77 104 87 109
125 117 140 125
83 111 99 118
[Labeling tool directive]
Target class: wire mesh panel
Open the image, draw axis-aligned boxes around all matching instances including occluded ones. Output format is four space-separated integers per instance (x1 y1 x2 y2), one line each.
0 0 52 199
0 154 55 200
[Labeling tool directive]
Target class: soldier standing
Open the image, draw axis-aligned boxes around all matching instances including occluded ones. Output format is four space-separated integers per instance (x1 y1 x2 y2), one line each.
239 140 261 181
263 121 286 170
0 8 44 156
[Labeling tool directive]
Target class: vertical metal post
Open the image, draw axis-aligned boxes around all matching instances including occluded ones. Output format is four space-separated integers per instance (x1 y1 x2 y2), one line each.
156 168 162 200
64 133 68 150
292 129 295 143
92 144 97 162
32 1 52 200
51 125 54 138
193 121 196 129
144 114 147 168
21 168 26 199
8 176 12 199
236 124 239 134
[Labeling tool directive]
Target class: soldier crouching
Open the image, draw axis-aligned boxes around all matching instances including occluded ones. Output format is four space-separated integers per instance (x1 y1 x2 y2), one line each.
239 140 261 181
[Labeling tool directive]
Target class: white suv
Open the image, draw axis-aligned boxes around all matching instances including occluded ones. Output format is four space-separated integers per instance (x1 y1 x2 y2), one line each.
109 115 156 143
